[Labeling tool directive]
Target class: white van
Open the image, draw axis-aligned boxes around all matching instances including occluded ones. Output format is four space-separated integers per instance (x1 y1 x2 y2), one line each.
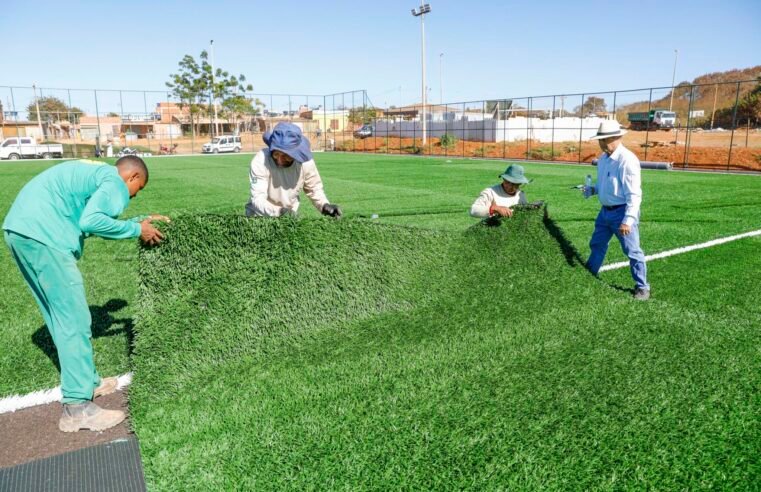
202 135 242 154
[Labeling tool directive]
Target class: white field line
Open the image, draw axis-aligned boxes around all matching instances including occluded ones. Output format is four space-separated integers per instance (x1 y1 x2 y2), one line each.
0 373 132 415
599 229 761 272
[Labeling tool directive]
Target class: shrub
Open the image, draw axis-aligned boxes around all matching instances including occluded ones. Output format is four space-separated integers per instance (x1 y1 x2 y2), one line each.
439 133 458 149
526 146 559 160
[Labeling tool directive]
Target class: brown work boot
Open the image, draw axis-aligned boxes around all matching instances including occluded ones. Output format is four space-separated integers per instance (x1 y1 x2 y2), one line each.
58 402 125 433
93 376 118 398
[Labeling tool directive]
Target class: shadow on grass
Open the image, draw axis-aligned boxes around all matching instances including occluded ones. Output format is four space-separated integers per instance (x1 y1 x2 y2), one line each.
31 299 134 373
543 211 586 268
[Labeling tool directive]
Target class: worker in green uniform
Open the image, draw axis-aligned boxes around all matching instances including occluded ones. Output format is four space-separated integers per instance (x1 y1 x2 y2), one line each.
3 156 167 432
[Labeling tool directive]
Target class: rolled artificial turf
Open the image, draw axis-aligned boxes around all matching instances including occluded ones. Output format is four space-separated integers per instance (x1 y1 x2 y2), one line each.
130 208 761 490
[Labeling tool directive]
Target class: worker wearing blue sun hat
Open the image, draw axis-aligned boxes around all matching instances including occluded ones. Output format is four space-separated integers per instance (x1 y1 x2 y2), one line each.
245 122 342 218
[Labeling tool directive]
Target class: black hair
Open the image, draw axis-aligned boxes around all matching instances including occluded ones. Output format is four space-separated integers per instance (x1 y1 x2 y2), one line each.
115 155 149 183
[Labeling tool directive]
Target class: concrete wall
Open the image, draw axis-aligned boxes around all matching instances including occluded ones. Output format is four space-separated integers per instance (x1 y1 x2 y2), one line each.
373 116 605 143
153 123 182 138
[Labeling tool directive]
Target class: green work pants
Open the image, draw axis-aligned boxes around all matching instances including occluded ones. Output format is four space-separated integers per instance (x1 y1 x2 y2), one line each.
4 230 99 404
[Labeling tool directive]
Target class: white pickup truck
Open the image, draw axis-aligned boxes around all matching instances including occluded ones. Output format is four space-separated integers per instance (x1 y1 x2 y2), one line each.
0 137 64 160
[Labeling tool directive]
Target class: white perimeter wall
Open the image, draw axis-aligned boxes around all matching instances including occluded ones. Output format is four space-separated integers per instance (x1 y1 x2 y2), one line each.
373 116 605 143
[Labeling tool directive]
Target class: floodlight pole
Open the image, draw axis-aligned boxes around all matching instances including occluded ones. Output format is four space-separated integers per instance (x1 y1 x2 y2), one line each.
412 3 431 145
210 39 219 137
439 52 443 105
669 49 678 111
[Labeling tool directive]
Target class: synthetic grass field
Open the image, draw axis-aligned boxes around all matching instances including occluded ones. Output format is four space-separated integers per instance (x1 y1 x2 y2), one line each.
1 153 760 488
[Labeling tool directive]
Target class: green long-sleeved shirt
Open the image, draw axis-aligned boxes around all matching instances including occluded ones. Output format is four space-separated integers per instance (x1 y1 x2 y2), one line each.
2 160 141 258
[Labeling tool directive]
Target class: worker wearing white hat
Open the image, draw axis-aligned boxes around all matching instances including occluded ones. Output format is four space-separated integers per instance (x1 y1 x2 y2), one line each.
583 120 650 300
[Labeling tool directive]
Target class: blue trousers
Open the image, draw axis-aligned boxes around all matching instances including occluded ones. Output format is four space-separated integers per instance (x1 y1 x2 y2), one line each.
586 206 649 290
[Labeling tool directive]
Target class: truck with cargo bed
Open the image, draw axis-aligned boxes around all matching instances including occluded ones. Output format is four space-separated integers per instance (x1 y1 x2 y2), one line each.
0 137 64 160
627 109 676 131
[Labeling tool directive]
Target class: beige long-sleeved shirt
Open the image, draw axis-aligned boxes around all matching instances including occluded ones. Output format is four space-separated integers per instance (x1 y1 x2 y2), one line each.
245 149 330 217
470 185 527 218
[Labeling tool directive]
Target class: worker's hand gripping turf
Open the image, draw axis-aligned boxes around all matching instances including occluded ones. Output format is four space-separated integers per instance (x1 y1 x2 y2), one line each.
321 203 343 218
140 215 169 246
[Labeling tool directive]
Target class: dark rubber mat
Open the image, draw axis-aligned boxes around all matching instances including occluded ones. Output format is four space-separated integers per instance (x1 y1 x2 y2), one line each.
0 436 146 492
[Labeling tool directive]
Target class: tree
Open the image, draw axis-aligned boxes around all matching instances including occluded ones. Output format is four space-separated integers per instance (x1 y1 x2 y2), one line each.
348 107 377 125
167 51 255 137
574 96 608 116
166 55 203 138
203 54 254 134
166 54 206 139
711 77 761 128
737 77 761 123
26 96 83 123
221 95 264 133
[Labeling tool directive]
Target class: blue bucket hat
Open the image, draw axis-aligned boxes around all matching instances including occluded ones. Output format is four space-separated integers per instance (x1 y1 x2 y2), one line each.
263 122 313 163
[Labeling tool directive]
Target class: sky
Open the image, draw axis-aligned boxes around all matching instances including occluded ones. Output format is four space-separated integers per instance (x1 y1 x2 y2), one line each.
1 0 760 111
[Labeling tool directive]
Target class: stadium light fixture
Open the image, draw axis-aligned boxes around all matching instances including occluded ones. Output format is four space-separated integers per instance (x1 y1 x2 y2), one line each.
411 3 432 145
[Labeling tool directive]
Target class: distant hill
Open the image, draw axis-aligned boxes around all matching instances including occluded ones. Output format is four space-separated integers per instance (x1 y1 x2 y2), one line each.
618 65 761 126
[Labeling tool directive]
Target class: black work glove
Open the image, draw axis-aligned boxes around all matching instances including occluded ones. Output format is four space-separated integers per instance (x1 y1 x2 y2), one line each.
528 200 545 209
321 203 342 218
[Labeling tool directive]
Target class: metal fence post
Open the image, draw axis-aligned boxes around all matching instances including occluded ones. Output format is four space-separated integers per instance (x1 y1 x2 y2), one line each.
461 102 465 159
502 99 507 160
143 91 151 154
727 81 741 170
683 85 696 168
119 90 126 151
482 100 486 158
526 97 532 160
94 90 101 157
578 94 584 163
66 89 77 158
9 87 21 146
167 92 174 154
643 89 653 162
551 96 556 161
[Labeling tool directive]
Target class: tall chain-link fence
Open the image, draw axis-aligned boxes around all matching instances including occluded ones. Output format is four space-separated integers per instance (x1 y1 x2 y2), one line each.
0 86 367 159
351 79 760 172
1 80 759 171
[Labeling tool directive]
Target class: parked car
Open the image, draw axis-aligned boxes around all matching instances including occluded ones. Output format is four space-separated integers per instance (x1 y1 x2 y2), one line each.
353 125 374 139
202 135 242 154
0 137 64 160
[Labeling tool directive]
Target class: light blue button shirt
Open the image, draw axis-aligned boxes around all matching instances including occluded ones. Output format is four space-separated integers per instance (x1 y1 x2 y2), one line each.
594 144 643 226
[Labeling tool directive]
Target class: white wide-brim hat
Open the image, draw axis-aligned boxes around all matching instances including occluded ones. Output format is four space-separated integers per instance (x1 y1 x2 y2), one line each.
589 120 628 140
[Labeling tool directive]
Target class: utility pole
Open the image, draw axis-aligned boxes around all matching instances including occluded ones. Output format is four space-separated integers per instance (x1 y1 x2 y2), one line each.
669 49 678 111
32 83 44 137
210 39 219 137
412 3 431 145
